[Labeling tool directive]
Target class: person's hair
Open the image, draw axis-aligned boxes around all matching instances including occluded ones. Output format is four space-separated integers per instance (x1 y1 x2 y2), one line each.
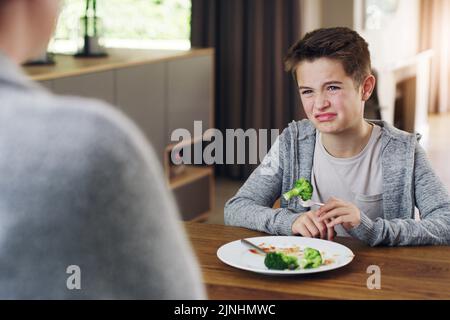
284 27 372 87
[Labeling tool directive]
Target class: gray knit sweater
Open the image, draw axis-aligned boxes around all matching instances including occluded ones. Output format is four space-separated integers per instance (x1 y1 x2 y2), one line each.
225 119 450 246
0 52 205 299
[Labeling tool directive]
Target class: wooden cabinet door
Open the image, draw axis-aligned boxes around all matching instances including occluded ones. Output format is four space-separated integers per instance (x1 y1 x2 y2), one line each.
167 55 213 145
38 80 53 91
52 71 115 105
115 63 166 164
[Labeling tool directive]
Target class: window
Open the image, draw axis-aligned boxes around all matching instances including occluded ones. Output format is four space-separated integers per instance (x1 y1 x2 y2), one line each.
50 0 191 53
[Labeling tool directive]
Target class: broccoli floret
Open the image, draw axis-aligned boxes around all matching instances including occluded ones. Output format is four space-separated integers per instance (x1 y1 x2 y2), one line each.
283 178 313 201
264 252 299 270
300 247 323 269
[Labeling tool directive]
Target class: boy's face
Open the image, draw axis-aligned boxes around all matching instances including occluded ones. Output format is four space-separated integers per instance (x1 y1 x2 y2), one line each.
296 58 365 135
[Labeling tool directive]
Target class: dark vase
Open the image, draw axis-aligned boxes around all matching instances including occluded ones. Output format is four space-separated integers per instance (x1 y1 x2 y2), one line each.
75 0 107 58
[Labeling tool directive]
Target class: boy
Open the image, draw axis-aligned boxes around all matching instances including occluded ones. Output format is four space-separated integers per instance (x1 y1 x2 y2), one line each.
224 27 450 246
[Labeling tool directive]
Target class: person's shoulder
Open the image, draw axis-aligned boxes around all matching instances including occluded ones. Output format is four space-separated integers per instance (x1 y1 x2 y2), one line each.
2 82 156 167
54 94 141 137
280 119 315 142
370 120 419 143
17 90 157 167
53 94 154 160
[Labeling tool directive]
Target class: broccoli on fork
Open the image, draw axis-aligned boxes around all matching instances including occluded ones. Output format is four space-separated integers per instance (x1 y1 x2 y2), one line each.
283 178 313 201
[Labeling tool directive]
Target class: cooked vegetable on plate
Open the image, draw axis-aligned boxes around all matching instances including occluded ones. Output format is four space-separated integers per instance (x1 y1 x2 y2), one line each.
263 247 323 270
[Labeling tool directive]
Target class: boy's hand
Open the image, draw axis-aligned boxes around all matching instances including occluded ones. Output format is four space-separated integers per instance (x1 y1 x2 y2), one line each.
292 211 336 240
316 197 361 230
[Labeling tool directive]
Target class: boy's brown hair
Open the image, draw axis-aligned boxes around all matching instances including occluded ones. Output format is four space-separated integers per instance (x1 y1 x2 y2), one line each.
284 27 372 87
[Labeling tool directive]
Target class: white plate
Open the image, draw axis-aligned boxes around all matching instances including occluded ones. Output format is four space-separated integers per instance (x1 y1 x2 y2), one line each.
217 236 355 275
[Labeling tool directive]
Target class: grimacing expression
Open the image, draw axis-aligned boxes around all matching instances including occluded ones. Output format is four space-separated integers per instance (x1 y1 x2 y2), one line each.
296 58 366 134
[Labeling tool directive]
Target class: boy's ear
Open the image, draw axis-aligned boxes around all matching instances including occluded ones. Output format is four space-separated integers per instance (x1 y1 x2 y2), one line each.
361 75 376 101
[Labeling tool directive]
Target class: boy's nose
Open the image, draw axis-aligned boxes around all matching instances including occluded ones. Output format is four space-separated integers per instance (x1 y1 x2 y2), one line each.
314 95 331 110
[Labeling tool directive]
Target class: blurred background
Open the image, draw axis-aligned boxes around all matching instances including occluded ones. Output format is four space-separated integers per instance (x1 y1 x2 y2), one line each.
49 0 191 52
24 0 450 224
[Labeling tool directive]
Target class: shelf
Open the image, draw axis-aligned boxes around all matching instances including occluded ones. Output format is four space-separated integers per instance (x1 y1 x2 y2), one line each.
170 166 214 221
169 166 213 190
24 48 215 81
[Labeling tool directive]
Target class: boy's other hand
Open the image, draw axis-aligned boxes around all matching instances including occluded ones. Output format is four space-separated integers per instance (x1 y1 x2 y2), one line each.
316 197 361 230
292 211 336 240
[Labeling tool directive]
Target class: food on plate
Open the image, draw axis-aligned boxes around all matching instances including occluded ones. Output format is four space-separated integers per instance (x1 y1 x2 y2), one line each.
263 246 324 270
249 243 301 255
300 247 323 269
264 252 299 270
283 178 313 201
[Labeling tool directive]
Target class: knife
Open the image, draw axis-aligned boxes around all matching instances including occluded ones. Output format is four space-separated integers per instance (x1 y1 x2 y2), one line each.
241 239 267 255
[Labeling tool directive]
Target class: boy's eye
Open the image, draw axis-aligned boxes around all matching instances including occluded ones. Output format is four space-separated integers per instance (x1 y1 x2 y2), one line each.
327 86 340 91
300 90 313 95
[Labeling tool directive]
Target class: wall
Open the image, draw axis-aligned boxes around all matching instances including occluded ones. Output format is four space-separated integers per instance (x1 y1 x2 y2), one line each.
302 0 354 33
355 0 421 125
354 0 420 69
301 0 323 35
322 0 354 29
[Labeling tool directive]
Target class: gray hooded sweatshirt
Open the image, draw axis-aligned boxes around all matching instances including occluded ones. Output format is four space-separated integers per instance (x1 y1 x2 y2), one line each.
0 52 205 299
225 119 450 247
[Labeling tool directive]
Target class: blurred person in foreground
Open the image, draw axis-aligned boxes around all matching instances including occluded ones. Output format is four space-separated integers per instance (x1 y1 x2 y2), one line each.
0 0 205 299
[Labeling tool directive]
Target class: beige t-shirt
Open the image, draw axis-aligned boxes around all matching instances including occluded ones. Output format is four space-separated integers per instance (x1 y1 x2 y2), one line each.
311 124 383 237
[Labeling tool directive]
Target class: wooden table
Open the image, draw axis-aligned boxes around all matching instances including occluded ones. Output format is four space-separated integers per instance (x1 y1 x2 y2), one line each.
184 222 450 299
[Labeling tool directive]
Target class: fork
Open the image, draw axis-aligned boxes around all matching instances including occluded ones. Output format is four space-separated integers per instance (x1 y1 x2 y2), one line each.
299 199 324 208
240 239 266 255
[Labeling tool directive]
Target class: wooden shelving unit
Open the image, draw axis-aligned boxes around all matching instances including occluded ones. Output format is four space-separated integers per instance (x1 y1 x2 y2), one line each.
162 83 216 220
168 166 214 222
25 47 214 81
169 166 212 190
164 139 215 222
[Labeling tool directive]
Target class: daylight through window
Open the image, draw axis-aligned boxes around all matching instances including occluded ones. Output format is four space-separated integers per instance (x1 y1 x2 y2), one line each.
50 0 191 53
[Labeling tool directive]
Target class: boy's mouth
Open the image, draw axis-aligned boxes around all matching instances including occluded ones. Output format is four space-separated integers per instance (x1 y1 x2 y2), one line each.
315 113 337 122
